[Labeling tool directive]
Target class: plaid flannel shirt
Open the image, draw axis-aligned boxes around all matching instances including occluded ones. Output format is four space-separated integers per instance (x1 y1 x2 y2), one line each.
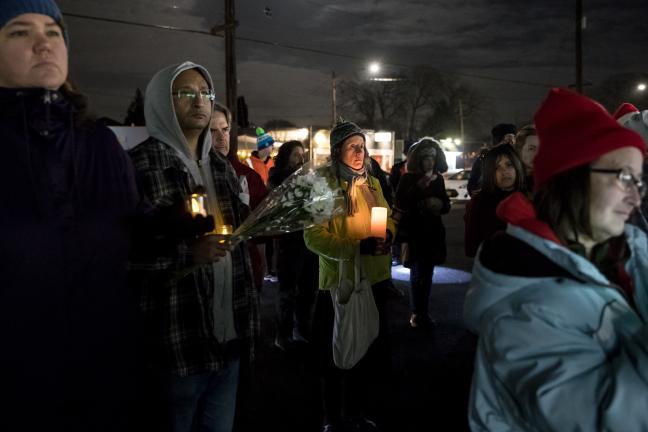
128 137 260 377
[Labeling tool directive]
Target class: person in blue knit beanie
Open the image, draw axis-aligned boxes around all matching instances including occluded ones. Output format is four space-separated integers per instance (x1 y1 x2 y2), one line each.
245 126 275 184
0 1 140 431
0 0 69 45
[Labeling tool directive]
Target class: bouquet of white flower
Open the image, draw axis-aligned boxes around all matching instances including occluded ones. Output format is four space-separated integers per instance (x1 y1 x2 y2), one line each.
229 163 345 247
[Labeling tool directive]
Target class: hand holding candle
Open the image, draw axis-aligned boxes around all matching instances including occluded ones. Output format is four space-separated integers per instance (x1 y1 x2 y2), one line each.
370 207 387 240
191 235 228 264
215 224 233 245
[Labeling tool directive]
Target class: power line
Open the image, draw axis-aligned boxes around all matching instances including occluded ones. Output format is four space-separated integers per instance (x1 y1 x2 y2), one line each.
63 12 558 88
63 12 222 37
236 35 557 88
252 1 560 87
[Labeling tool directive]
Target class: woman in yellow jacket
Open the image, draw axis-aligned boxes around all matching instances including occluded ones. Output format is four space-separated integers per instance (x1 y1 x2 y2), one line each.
304 121 394 432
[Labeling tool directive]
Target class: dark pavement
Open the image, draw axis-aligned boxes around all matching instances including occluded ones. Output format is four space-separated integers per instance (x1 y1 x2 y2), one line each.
236 204 477 432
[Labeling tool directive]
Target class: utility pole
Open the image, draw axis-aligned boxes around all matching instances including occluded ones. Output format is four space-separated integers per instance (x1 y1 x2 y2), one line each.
331 71 337 127
458 98 465 144
224 0 238 151
575 0 583 94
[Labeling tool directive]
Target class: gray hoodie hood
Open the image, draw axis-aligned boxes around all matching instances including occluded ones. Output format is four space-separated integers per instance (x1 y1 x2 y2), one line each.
144 61 214 185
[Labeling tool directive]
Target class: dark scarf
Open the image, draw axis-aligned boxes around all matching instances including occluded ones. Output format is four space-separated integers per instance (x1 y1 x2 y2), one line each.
566 235 635 310
337 162 376 215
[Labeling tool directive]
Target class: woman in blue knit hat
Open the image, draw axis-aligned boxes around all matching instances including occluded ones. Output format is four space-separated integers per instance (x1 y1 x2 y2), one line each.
0 1 140 430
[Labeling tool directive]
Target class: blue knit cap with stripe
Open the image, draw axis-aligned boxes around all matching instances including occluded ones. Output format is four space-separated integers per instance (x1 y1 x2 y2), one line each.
0 0 69 45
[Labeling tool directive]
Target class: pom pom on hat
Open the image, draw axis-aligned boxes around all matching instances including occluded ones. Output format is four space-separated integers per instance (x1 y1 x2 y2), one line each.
0 0 68 45
256 127 274 150
613 102 640 126
532 88 646 190
613 102 648 147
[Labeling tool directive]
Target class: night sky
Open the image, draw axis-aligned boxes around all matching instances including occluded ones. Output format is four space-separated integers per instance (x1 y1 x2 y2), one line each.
58 0 648 138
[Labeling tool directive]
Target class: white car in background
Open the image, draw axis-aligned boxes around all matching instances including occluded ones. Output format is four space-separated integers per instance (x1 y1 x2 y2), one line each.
444 169 471 201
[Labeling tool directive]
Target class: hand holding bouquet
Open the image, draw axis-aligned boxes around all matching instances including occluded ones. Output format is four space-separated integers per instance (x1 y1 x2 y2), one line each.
229 163 345 247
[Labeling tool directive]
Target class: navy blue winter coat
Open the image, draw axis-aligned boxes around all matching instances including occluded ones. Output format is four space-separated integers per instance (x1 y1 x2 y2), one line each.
0 87 140 430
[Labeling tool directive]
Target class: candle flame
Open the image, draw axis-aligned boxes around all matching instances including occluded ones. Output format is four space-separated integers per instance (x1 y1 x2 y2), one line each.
189 194 207 217
220 224 232 235
191 199 201 215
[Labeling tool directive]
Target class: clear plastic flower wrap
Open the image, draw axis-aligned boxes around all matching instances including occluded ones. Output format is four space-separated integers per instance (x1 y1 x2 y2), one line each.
229 162 346 247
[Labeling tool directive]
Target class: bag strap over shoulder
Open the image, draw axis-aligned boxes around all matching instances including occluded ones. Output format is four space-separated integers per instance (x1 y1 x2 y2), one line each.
354 247 363 286
337 246 363 291
338 256 345 287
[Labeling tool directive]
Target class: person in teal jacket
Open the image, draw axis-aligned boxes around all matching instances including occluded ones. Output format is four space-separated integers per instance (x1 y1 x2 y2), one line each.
465 88 648 431
304 121 394 432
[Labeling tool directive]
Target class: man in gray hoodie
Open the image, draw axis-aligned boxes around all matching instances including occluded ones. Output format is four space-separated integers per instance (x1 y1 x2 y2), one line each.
128 61 259 432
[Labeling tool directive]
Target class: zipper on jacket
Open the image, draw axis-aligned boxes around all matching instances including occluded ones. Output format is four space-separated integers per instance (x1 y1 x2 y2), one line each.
41 90 53 137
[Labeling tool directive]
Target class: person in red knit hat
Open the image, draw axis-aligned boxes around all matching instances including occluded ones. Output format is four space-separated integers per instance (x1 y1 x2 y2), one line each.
465 88 648 431
613 102 640 125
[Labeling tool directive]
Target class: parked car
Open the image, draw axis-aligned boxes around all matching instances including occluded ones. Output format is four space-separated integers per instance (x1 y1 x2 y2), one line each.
445 169 471 201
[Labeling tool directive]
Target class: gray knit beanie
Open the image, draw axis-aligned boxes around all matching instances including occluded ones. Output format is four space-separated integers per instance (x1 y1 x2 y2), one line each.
329 121 365 158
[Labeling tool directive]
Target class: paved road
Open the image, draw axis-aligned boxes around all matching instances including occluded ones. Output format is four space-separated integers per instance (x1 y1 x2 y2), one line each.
237 203 477 431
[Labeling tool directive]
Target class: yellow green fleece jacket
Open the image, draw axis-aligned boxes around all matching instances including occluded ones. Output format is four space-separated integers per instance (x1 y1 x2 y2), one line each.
304 172 394 290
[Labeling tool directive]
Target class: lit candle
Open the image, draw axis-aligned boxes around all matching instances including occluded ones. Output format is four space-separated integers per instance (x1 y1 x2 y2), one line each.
370 207 387 239
215 224 233 244
189 193 207 217
219 224 233 236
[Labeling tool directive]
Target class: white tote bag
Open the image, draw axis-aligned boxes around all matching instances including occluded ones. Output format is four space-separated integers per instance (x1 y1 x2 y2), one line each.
331 248 379 370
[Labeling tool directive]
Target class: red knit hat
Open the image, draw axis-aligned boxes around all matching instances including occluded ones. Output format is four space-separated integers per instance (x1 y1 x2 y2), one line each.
532 88 646 190
613 102 639 125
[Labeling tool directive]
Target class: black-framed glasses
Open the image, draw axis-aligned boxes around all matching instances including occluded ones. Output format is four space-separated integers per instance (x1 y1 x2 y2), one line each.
590 167 646 198
173 89 215 101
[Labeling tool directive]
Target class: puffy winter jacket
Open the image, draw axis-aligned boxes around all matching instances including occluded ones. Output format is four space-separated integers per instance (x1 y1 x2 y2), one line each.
304 169 394 290
465 192 648 431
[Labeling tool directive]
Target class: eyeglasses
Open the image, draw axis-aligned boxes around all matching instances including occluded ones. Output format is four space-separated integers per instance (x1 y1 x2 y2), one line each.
590 167 646 198
173 89 215 101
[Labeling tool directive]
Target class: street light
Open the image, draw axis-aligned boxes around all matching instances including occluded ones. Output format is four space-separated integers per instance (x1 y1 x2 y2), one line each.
368 62 381 76
367 61 403 82
638 83 647 92
331 62 388 127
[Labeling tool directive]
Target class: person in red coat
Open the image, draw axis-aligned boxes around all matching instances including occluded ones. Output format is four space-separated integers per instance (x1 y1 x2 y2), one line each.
211 103 268 291
464 144 526 257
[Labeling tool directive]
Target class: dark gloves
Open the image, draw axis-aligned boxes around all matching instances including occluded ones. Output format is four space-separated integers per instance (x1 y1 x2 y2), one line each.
359 234 392 255
132 198 215 241
359 237 379 255
155 200 215 239
188 214 216 237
